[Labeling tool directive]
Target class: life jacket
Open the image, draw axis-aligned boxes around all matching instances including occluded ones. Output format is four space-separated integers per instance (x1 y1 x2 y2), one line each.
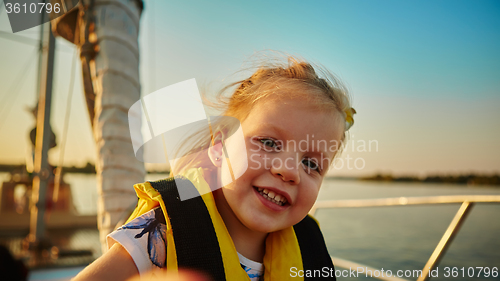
126 168 335 280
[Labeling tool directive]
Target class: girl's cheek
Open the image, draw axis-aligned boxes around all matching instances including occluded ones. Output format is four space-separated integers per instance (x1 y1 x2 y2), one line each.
248 152 264 170
300 181 321 203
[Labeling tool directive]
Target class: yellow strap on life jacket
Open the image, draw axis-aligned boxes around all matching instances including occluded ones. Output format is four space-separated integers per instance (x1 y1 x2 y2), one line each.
128 180 179 274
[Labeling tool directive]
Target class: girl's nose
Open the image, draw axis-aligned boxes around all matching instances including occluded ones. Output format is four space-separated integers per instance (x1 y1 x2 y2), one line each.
270 154 300 184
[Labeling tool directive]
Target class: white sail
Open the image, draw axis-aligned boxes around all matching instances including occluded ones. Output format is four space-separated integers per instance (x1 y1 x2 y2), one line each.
85 0 145 253
53 0 145 253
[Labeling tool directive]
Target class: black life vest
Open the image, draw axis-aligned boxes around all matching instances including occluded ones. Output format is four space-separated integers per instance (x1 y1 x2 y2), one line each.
128 169 335 280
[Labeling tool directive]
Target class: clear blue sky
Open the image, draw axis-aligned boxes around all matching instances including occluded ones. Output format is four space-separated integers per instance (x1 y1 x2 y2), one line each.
0 0 499 176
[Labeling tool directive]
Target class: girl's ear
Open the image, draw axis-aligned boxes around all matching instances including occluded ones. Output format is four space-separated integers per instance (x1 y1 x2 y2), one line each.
208 131 224 167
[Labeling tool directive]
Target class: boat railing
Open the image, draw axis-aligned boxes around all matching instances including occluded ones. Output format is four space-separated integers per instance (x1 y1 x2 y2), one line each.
310 195 500 281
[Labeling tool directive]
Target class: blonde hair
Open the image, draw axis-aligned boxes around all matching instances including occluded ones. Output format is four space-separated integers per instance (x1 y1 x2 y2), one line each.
171 55 352 176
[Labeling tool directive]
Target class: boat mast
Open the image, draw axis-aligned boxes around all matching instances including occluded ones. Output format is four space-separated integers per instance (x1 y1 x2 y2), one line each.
27 5 56 247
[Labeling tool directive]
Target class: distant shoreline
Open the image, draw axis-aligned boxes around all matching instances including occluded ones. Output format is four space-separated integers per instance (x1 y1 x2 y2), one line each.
1 163 498 187
0 163 169 175
329 173 500 187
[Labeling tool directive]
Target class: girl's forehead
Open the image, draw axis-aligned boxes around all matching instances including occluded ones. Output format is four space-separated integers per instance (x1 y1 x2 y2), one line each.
243 96 344 142
249 91 338 119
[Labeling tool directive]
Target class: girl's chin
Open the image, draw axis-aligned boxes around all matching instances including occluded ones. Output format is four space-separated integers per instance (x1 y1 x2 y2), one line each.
241 215 288 234
245 225 279 234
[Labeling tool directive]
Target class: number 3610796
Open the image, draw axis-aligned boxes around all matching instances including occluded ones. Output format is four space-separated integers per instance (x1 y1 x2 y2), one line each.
5 2 61 14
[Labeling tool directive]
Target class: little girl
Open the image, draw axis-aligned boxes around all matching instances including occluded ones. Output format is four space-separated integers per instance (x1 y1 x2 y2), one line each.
74 56 355 281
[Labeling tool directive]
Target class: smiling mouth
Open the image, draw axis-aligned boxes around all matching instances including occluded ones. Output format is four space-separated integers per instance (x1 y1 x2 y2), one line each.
254 187 288 206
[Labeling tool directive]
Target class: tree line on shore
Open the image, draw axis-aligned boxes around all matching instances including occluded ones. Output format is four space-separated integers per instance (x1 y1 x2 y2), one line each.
1 163 498 186
0 163 169 175
361 173 500 186
0 163 97 174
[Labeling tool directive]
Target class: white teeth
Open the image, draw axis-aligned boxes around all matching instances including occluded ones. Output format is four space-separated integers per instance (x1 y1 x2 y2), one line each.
256 187 287 206
267 191 275 199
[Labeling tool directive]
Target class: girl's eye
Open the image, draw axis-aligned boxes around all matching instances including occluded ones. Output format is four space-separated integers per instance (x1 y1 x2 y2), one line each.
302 158 321 174
259 138 281 151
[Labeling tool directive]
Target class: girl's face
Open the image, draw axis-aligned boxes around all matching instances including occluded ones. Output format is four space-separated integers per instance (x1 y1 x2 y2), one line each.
217 94 344 234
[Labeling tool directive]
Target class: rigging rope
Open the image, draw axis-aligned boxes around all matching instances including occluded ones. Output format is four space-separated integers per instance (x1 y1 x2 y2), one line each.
53 48 78 202
0 30 75 53
0 30 38 46
0 49 38 132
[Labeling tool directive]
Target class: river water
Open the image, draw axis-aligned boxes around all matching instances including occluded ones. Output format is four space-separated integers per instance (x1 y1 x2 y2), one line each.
317 179 500 280
2 172 499 280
